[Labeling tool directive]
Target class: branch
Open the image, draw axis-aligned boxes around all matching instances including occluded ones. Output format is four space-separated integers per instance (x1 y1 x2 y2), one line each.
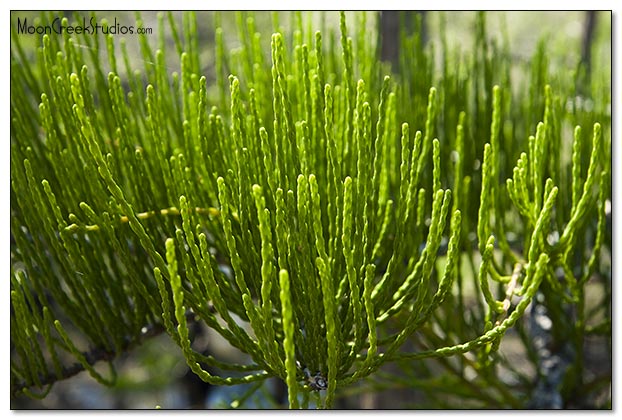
11 311 199 397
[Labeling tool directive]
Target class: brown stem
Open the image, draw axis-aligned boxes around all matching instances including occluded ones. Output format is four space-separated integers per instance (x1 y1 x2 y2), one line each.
11 311 199 397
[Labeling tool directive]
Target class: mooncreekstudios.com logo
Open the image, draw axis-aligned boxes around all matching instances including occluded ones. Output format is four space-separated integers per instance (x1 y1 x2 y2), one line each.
16 16 153 35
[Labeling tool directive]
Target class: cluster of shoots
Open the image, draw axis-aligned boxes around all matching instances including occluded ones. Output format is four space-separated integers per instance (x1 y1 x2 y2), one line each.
10 11 610 408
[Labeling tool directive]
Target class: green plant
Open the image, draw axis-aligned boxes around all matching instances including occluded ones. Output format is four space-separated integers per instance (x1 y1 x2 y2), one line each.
10 11 611 408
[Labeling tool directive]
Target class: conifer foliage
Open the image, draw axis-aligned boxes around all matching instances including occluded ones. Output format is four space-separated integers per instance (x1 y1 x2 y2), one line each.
10 11 610 408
